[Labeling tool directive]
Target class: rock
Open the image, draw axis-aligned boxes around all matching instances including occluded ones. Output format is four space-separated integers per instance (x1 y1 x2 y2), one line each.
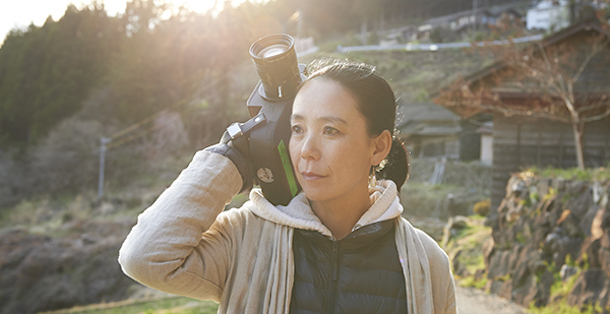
565 188 593 218
474 268 486 282
601 229 610 249
600 248 610 278
488 249 512 280
533 213 553 244
553 235 582 267
497 278 513 300
488 280 506 295
567 181 588 196
482 237 495 269
567 269 608 308
558 211 584 238
512 274 540 307
578 238 601 269
487 173 610 309
536 179 551 200
590 207 605 240
452 250 469 277
552 178 568 193
509 178 528 197
441 216 469 247
603 205 610 229
560 264 579 281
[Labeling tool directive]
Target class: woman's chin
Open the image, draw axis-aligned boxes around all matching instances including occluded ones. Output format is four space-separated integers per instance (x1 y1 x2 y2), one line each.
300 186 332 203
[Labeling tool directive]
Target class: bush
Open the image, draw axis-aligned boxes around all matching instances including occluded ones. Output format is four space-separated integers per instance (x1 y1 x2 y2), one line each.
30 118 109 193
0 149 27 205
473 199 491 216
140 112 188 162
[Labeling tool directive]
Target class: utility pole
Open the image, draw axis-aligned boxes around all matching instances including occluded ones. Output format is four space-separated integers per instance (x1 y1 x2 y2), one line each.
98 137 111 199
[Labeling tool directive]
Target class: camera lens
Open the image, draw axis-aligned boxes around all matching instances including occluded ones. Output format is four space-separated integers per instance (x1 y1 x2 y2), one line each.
250 34 301 100
256 44 289 58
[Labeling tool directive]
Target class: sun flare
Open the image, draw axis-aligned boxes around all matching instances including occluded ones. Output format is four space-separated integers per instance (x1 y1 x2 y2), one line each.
169 0 218 13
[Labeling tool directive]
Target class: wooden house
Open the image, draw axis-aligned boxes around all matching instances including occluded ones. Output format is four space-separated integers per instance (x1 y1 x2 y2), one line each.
433 20 610 208
395 102 462 159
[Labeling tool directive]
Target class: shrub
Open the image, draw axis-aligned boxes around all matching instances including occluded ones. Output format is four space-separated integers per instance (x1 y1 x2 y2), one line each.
473 199 491 216
0 149 27 205
30 118 108 193
140 112 188 162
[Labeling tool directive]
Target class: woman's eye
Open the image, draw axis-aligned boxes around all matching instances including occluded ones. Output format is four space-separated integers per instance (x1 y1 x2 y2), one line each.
291 125 303 134
323 126 338 135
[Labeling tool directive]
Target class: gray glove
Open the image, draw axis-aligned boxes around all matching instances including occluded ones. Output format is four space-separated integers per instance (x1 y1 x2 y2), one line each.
204 114 266 193
204 134 254 194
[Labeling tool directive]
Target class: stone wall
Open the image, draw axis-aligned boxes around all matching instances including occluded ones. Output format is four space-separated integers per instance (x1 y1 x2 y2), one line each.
484 173 610 310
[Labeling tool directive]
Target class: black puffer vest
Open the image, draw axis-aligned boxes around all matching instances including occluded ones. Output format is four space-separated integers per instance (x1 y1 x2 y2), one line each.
289 220 407 314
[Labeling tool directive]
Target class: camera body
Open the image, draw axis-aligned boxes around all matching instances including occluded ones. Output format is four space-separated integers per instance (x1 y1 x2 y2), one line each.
244 34 305 205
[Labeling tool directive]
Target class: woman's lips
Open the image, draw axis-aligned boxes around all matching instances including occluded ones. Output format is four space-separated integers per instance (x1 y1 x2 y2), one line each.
301 171 325 180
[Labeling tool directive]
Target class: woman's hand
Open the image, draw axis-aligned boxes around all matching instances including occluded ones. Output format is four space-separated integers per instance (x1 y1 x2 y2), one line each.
204 134 254 193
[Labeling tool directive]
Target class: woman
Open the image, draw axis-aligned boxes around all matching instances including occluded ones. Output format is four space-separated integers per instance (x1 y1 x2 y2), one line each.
119 61 457 313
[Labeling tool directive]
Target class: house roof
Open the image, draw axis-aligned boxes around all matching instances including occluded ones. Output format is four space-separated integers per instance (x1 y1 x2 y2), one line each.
447 19 609 89
421 3 525 28
396 102 461 138
432 19 610 118
396 102 460 126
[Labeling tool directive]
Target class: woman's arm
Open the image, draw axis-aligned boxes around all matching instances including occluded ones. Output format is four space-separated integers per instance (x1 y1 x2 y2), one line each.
118 150 243 301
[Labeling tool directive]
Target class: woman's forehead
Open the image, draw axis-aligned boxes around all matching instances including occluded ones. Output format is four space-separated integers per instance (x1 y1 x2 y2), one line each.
292 79 364 125
294 79 355 109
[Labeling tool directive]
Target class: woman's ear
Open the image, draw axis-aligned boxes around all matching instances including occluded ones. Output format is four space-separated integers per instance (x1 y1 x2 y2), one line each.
371 130 392 166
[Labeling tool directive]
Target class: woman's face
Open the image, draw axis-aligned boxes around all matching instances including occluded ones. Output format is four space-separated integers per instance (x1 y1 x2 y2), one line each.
289 78 383 203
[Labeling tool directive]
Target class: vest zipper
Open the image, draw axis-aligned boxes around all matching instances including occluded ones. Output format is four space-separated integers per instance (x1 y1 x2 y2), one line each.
327 241 339 314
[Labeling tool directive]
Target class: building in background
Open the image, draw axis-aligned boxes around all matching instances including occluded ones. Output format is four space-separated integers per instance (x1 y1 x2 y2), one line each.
526 0 571 30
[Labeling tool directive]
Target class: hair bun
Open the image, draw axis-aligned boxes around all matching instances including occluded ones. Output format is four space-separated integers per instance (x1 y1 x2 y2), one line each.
376 137 410 189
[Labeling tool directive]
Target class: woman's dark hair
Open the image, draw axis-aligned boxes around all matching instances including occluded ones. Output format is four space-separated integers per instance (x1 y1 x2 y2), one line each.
301 59 410 189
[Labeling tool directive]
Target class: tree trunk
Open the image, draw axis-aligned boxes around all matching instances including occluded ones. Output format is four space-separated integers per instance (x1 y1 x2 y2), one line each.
571 121 585 169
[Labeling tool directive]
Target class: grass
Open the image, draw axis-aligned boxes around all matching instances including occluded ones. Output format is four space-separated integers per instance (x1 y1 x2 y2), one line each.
460 273 488 289
442 215 492 289
525 165 610 182
340 49 488 102
39 296 218 314
528 299 604 314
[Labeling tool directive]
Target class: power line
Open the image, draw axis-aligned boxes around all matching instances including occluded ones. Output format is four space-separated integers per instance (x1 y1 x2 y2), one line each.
107 98 190 141
106 123 160 149
105 57 254 141
104 68 238 150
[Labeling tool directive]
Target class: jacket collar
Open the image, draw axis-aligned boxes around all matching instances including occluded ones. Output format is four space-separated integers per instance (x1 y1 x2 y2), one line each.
245 180 403 239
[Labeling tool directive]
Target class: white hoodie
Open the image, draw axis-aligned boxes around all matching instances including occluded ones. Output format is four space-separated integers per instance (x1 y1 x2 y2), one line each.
119 150 457 313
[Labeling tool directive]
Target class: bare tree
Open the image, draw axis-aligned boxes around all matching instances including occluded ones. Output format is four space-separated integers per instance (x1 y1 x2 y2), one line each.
435 18 610 169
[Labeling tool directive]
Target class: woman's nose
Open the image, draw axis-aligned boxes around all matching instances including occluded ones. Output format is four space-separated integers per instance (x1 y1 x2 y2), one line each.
300 134 321 161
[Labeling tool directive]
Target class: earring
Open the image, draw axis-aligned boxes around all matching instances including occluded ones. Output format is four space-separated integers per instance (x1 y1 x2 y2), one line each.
369 166 377 188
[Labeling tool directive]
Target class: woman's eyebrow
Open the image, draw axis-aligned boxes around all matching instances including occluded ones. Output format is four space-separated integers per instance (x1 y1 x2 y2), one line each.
291 114 347 125
291 114 305 121
319 116 347 125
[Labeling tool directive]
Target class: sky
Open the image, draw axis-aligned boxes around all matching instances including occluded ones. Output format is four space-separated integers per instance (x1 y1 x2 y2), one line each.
0 0 219 46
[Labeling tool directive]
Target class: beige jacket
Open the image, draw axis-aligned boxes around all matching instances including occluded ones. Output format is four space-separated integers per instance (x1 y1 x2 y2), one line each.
119 150 457 313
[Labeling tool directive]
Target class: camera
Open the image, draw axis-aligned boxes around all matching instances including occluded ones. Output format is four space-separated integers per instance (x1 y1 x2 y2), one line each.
226 34 305 205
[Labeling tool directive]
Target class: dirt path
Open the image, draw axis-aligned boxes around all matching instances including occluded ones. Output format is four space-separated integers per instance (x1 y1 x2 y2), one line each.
457 286 529 314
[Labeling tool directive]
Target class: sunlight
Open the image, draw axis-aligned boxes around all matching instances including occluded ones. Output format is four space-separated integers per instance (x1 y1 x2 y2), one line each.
168 0 217 14
172 0 270 15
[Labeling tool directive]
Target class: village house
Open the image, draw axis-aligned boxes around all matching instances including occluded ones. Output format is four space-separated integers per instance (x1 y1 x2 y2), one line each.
396 102 463 159
416 5 523 41
433 19 610 208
